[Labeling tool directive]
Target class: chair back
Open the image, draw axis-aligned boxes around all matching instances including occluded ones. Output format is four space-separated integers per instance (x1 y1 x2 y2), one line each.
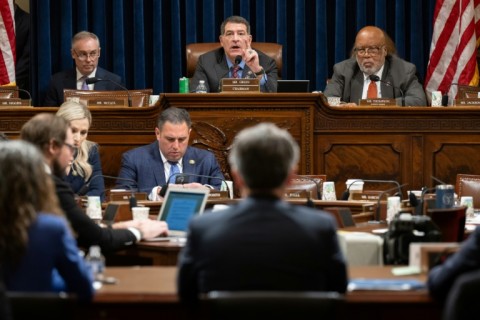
443 269 480 320
323 207 356 227
285 174 326 200
185 42 283 78
456 173 480 208
204 291 344 320
426 206 467 242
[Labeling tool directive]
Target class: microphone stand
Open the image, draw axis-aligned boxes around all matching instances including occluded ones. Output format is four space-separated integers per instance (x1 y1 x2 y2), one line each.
371 183 408 223
341 179 403 201
85 77 132 107
369 75 405 107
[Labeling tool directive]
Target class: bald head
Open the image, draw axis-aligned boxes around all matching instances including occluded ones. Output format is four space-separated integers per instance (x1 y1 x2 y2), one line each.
355 26 386 47
353 26 387 75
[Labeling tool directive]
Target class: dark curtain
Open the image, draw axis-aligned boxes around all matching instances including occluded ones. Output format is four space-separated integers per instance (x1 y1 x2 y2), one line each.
30 0 437 106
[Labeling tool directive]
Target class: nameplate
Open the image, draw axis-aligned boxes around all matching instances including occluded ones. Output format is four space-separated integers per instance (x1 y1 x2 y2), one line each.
284 189 310 199
208 190 229 199
0 98 30 106
455 98 480 106
88 99 127 107
359 98 397 106
221 78 260 93
352 191 390 201
109 191 148 201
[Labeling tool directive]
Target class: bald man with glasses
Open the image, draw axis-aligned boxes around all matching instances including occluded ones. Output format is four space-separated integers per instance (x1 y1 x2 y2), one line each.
324 26 427 107
43 31 123 106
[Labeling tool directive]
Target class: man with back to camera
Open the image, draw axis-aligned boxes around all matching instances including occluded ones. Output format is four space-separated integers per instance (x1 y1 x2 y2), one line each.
189 15 278 93
177 123 348 303
43 31 123 106
20 113 169 253
323 26 427 107
117 107 225 200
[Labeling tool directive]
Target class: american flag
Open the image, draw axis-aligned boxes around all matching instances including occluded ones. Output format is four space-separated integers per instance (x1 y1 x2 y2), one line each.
0 0 15 86
424 0 480 102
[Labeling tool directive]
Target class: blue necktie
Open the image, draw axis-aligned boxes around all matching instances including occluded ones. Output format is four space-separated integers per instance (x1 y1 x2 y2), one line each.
169 161 180 184
81 76 89 90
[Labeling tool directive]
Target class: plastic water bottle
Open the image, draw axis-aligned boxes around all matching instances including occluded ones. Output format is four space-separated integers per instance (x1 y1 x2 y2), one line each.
195 80 208 93
85 245 105 282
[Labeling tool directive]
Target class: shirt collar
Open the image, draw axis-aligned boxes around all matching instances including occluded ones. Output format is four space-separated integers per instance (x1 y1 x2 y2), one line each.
76 68 97 81
159 150 183 167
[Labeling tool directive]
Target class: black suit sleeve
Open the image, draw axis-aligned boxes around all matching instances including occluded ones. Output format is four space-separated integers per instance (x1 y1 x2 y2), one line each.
53 175 136 253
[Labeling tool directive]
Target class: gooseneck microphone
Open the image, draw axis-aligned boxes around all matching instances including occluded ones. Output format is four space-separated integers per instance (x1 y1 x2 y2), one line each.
293 175 322 200
341 179 403 201
85 77 132 107
372 183 408 222
0 87 32 105
78 174 138 209
369 74 405 107
159 172 230 198
234 55 242 65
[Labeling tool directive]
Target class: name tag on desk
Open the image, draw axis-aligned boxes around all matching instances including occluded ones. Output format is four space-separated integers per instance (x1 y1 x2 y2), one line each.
359 98 397 106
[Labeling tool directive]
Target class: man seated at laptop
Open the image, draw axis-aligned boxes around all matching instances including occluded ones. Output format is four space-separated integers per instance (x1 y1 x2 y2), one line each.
117 107 225 200
177 123 348 303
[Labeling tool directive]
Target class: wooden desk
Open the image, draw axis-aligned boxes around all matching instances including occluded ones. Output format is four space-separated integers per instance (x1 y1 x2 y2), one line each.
87 266 441 320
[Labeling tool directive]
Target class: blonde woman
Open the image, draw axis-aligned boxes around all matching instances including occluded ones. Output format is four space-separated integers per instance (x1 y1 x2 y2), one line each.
0 140 93 301
56 101 105 201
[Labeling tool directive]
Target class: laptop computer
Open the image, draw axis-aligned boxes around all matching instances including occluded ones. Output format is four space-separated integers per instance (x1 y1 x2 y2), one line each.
277 80 310 93
147 187 210 240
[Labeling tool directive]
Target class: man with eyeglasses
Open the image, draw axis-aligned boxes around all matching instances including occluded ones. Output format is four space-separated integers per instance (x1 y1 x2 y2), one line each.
43 31 123 106
324 26 427 107
189 15 278 93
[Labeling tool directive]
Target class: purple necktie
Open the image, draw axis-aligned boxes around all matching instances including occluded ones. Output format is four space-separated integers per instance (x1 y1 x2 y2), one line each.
232 65 240 78
81 76 89 90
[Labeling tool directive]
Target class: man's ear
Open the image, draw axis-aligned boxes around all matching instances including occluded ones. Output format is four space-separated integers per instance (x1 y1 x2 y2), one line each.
48 138 60 158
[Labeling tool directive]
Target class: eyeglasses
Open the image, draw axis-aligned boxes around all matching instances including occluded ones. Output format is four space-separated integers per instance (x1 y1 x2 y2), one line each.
64 142 78 154
73 49 100 61
354 46 385 56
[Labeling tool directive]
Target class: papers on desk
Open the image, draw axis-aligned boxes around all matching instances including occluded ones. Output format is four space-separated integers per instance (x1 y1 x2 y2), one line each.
348 278 426 291
465 214 480 231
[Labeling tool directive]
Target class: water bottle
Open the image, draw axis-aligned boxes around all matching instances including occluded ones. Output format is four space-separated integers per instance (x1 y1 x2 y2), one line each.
85 245 105 282
195 80 208 93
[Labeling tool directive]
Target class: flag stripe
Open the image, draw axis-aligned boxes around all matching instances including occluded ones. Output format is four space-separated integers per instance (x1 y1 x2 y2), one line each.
0 0 15 85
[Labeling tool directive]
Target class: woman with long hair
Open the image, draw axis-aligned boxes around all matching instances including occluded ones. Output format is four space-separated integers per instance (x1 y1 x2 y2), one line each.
0 140 93 301
56 101 105 201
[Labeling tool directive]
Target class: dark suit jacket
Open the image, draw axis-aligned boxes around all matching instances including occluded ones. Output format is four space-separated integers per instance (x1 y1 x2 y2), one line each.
189 47 278 93
43 67 123 106
53 174 137 253
117 142 224 192
323 55 427 106
64 144 105 201
428 226 480 303
177 195 348 303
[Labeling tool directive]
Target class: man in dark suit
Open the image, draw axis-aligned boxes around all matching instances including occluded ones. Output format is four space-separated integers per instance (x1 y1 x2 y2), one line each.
43 31 123 106
177 123 348 303
324 26 427 106
20 113 169 253
189 15 278 93
117 107 224 200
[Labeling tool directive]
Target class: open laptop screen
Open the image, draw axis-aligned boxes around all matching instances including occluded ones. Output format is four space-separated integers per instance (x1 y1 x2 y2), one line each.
277 80 310 93
157 187 210 234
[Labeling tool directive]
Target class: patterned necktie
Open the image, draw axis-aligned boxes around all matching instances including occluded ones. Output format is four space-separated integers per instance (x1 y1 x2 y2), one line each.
168 161 180 184
81 76 89 90
232 65 240 78
367 80 377 98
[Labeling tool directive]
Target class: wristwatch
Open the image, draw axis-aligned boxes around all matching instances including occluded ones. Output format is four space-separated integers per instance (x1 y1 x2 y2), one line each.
254 68 265 76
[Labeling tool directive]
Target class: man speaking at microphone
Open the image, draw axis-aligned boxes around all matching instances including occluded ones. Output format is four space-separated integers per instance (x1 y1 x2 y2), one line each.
43 31 123 106
189 15 278 93
117 107 224 200
324 26 427 107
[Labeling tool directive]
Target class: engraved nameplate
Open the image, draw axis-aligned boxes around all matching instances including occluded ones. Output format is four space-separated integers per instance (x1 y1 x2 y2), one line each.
359 98 397 106
88 99 127 107
0 98 30 106
208 190 229 199
221 78 260 93
455 99 480 106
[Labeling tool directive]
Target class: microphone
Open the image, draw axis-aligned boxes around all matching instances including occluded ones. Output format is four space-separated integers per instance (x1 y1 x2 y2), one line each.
293 175 322 199
159 172 230 198
369 74 405 107
1 87 32 105
85 77 132 107
371 183 408 222
78 174 138 209
431 175 448 185
341 179 402 201
234 55 242 65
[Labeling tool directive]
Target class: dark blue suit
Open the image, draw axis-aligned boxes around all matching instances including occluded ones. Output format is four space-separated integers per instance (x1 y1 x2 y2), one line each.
64 144 105 201
43 67 123 106
177 195 348 303
3 213 94 301
117 141 224 192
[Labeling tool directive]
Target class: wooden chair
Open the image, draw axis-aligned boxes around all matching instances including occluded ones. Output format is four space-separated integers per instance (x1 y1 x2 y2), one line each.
285 174 326 200
456 173 480 208
456 84 480 99
203 291 344 320
185 42 283 78
426 206 467 242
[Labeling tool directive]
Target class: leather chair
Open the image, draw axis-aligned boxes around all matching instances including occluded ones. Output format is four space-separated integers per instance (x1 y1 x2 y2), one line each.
0 86 19 98
285 174 326 200
185 42 283 78
456 84 480 99
426 206 467 242
204 291 344 320
456 173 480 208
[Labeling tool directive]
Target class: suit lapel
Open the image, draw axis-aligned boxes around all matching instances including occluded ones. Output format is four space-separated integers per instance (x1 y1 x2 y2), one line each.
380 60 394 98
182 148 196 175
351 71 364 104
150 143 167 186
